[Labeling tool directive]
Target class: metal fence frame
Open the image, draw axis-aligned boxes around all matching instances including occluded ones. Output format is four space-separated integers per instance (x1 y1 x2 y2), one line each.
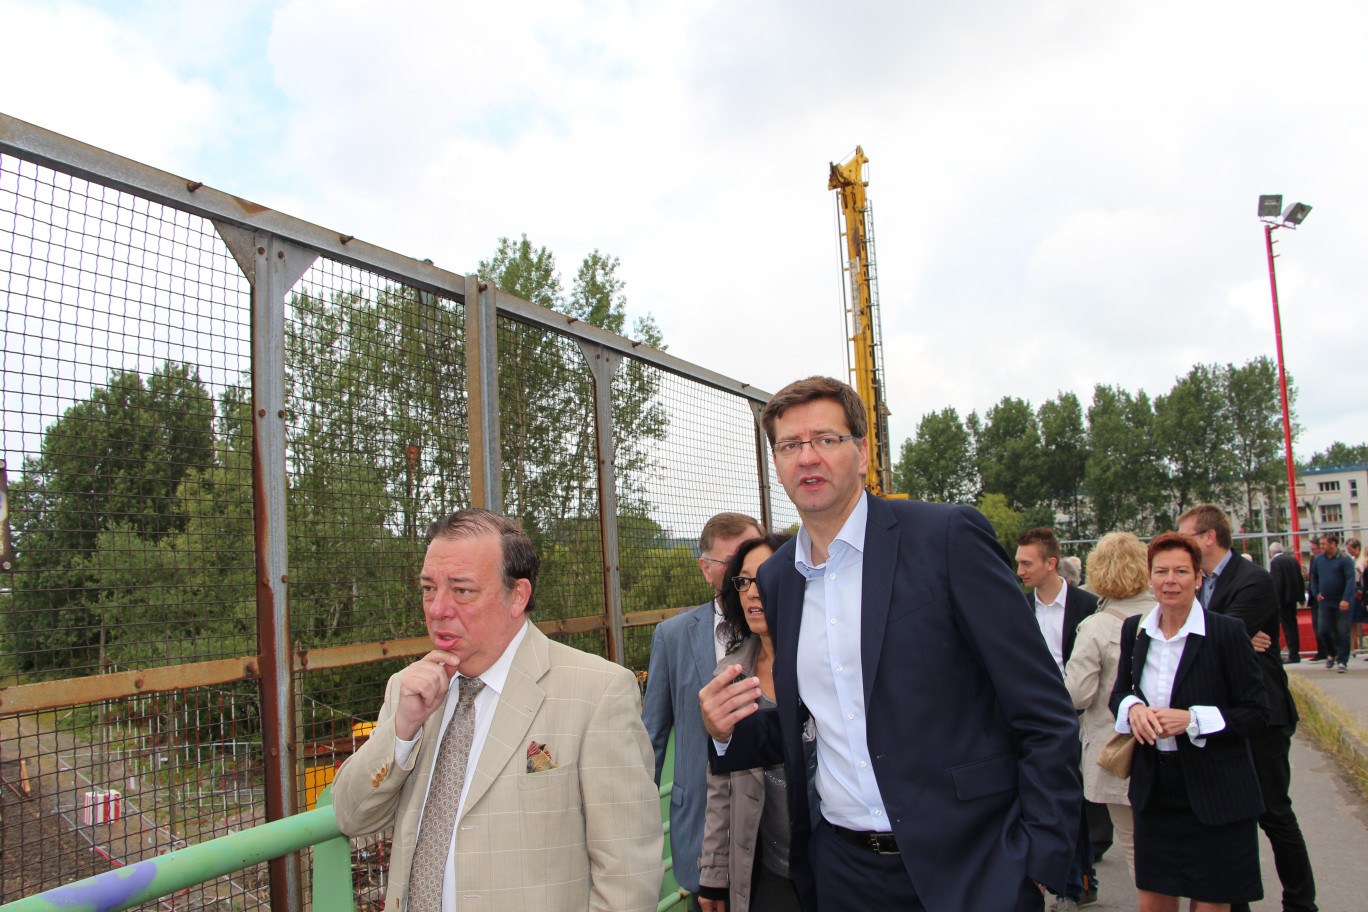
0 112 785 910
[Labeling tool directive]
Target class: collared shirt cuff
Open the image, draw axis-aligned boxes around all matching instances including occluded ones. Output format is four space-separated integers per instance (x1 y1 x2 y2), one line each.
712 738 730 756
1115 695 1143 733
394 733 420 768
1186 705 1225 747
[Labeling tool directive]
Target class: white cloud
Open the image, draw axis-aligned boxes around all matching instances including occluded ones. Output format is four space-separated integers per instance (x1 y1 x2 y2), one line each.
3 0 1365 464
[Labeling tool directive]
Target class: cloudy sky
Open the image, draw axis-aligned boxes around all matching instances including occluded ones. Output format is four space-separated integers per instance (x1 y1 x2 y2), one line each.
3 0 1364 461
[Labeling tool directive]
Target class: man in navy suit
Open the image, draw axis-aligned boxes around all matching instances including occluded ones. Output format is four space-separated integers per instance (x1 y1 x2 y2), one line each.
1017 526 1099 911
1178 505 1316 912
702 377 1080 912
643 511 764 908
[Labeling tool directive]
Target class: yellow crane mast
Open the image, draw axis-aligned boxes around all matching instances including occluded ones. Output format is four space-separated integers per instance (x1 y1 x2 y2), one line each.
829 146 897 497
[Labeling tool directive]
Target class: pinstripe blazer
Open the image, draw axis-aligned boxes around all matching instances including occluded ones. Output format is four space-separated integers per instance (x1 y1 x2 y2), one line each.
1108 609 1269 825
333 624 664 911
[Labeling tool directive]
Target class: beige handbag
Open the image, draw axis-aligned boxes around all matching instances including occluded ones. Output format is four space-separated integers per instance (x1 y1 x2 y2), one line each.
1096 731 1136 778
1096 604 1140 778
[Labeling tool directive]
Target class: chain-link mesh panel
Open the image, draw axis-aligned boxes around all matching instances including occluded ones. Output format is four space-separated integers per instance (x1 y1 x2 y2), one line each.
613 368 754 671
0 685 267 907
0 153 255 679
284 261 467 656
496 317 609 653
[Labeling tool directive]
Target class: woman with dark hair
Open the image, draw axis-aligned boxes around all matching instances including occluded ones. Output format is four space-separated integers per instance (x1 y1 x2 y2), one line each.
698 532 799 912
1108 532 1269 912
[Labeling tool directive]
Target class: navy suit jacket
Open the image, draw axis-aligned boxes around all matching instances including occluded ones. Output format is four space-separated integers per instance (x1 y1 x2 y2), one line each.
1205 554 1297 728
641 599 717 893
1108 609 1269 825
714 497 1081 912
1026 581 1098 666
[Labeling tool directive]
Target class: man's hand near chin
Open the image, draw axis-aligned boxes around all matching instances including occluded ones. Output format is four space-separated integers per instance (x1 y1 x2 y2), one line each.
396 650 462 741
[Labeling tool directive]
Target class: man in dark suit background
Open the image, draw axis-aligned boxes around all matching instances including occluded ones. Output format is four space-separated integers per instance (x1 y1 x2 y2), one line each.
1269 541 1306 663
1017 527 1100 911
1178 505 1317 912
701 376 1081 912
642 511 764 908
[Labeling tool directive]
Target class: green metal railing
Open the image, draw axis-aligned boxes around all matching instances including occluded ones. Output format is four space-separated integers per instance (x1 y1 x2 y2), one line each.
2 742 689 912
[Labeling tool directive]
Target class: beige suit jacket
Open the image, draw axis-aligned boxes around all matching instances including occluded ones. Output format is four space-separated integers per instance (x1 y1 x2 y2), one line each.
332 624 664 911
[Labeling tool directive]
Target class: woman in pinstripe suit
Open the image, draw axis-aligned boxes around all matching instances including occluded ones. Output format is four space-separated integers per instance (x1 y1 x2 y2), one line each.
1108 533 1269 912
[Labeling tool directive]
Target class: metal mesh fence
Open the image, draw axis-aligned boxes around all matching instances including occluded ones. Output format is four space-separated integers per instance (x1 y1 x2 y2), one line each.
0 117 781 906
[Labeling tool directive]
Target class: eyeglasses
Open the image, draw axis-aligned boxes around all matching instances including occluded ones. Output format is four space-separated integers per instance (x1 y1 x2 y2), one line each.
701 557 728 566
773 434 858 459
731 576 757 591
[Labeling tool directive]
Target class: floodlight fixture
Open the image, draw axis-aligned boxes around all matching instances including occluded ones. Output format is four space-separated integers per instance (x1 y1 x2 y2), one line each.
1258 194 1283 218
1282 202 1312 225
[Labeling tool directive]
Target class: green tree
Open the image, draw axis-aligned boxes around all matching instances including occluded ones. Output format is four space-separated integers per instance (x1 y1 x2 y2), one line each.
1226 356 1293 529
1153 364 1233 516
894 407 976 503
976 493 1024 556
1305 441 1368 469
480 236 668 631
1085 384 1163 535
7 363 216 670
975 397 1047 511
1037 392 1088 536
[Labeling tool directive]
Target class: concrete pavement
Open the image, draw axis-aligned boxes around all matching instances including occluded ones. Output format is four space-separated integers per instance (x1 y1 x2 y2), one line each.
1078 660 1368 912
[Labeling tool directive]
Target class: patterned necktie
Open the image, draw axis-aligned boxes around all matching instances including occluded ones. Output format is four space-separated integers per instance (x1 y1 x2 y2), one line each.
407 675 486 912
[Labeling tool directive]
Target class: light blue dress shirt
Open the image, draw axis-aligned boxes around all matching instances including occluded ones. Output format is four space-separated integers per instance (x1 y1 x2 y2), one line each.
792 494 891 831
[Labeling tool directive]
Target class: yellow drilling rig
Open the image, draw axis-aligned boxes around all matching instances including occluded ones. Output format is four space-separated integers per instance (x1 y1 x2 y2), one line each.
829 146 901 498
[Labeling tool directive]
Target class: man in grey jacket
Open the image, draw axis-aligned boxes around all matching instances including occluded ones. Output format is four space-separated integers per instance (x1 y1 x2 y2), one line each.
643 512 764 908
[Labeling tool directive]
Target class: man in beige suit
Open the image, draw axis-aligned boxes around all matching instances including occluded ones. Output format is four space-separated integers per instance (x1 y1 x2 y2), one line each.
333 509 663 911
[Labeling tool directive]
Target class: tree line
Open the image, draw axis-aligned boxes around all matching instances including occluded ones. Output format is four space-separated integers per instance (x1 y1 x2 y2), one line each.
4 236 709 694
893 357 1297 551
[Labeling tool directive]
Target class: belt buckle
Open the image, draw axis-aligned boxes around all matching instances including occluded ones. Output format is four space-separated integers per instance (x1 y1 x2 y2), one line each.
868 833 899 855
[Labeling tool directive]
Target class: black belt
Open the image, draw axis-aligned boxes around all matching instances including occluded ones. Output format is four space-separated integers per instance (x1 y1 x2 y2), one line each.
1156 751 1181 765
827 821 899 855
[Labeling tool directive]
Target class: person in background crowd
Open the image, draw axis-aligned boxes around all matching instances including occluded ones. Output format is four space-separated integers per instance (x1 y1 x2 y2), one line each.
1017 527 1100 911
1310 534 1356 673
1065 532 1153 885
1178 506 1316 912
702 376 1081 912
1268 542 1306 663
1307 537 1329 662
1110 533 1270 912
1060 556 1083 586
698 532 800 912
644 512 765 909
1347 538 1365 656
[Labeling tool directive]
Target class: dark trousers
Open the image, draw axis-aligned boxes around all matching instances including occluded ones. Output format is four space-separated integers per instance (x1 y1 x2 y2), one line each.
1064 799 1095 900
1317 601 1352 665
1279 600 1302 659
1231 725 1317 912
811 820 1045 912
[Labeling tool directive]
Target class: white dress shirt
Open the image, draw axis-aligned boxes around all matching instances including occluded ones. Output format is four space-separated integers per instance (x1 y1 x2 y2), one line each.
394 620 530 912
1034 580 1068 676
1115 605 1224 751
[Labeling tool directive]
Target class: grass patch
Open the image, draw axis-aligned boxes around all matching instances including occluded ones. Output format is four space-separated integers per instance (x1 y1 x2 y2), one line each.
1290 674 1368 799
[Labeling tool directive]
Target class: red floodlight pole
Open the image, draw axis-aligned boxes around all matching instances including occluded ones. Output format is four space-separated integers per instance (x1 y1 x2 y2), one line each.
1263 221 1302 562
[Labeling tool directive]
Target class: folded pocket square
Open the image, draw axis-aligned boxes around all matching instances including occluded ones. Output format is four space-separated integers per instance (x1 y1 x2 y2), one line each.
526 741 557 773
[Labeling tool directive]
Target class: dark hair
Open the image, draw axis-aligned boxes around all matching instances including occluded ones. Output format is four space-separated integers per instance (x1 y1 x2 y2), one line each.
699 512 764 555
760 376 867 445
1147 531 1202 576
717 533 793 654
426 508 539 613
1177 503 1232 549
1016 526 1061 564
1323 533 1340 546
